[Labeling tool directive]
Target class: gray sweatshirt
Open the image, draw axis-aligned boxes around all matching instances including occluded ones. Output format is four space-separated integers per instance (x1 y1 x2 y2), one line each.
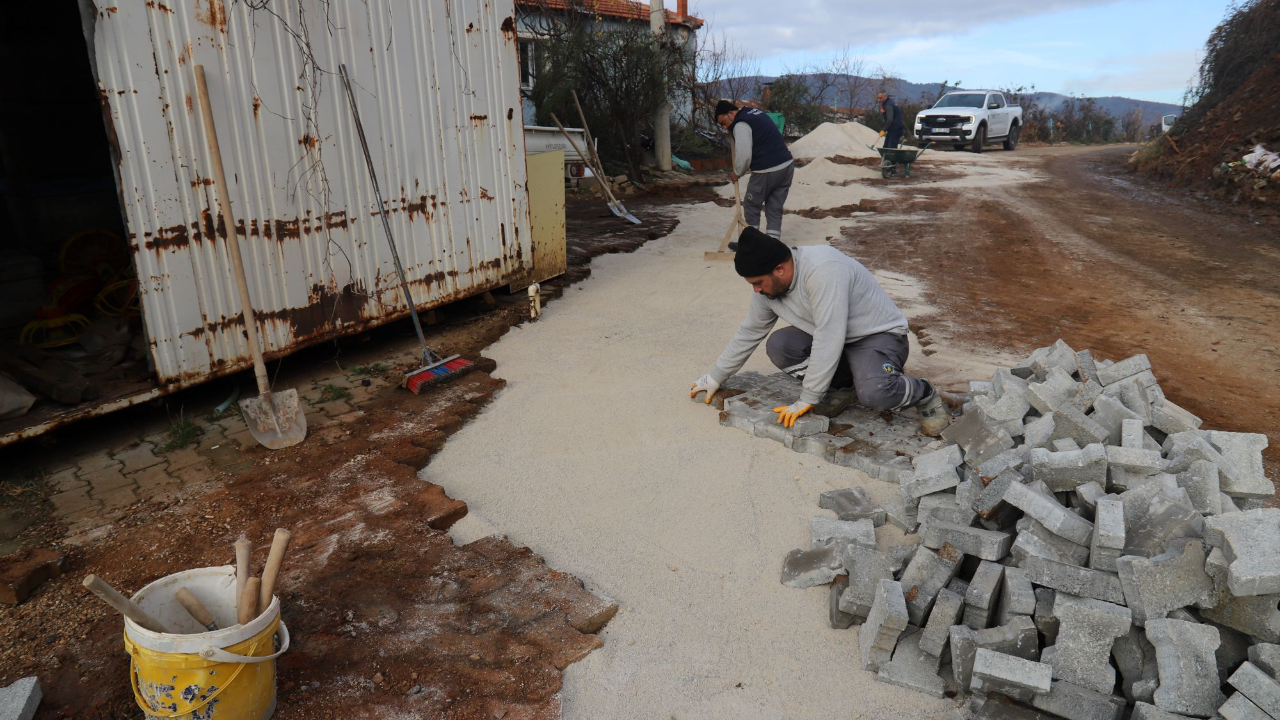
711 245 909 405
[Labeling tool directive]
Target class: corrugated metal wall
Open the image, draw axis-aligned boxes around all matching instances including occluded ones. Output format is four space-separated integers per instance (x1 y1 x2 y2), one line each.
88 0 530 385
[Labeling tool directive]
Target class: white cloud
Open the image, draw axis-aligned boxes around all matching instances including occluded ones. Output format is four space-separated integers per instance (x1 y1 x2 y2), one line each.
1062 48 1202 95
687 0 1126 57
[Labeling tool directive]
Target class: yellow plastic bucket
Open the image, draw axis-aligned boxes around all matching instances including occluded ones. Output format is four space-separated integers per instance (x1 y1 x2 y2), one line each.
122 566 289 720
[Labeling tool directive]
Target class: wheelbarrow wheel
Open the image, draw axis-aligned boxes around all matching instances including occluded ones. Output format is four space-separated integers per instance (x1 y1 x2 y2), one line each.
881 165 894 179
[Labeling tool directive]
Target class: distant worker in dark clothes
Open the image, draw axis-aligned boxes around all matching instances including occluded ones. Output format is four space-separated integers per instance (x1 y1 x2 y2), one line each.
715 100 794 244
877 92 904 149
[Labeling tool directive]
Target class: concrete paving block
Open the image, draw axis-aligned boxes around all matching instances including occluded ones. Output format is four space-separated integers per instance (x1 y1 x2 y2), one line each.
1146 618 1223 717
719 404 771 433
1124 485 1204 559
1121 418 1146 450
877 629 946 697
840 544 898 618
1113 626 1159 703
1076 482 1105 511
1219 692 1272 720
780 544 843 588
1204 430 1272 500
905 445 964 499
1112 378 1156 423
1221 493 1243 513
975 692 1058 719
1030 444 1108 492
1106 445 1163 476
1028 367 1080 414
819 487 885 525
1012 522 1091 568
1075 350 1100 384
973 648 1052 701
1202 581 1280 644
1089 394 1142 447
1097 354 1151 386
792 433 853 461
994 367 1031 398
1116 539 1214 626
811 516 876 550
942 410 1016 467
1150 398 1202 435
900 545 964 626
922 522 1012 562
953 617 1043 689
918 492 977 527
971 380 995 396
860 579 910 672
1229 661 1280 718
1052 438 1081 452
882 492 919 534
919 588 965 657
977 447 1031 481
830 575 857 629
1203 509 1280 597
0 677 40 720
1032 340 1079 375
113 442 163 474
1004 482 1095 546
976 386 1033 429
1177 460 1222 516
1067 380 1104 414
965 561 1005 630
1249 644 1280 679
1090 496 1124 556
1129 702 1185 720
974 469 1021 520
997 567 1036 625
1033 588 1058 644
1049 594 1132 694
1051 404 1110 447
1022 413 1056 450
1031 680 1125 720
1020 555 1125 604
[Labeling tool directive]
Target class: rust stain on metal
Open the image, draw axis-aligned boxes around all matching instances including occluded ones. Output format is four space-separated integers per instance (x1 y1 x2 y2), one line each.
189 175 213 188
478 187 494 201
507 107 514 120
145 224 190 251
273 218 301 240
252 95 261 118
323 211 349 229
185 94 194 113
470 114 488 124
145 1 174 13
105 6 118 13
196 0 228 32
500 16 516 37
299 134 319 149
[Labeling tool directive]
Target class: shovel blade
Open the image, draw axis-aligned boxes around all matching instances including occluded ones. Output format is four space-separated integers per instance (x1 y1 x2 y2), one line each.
238 389 307 449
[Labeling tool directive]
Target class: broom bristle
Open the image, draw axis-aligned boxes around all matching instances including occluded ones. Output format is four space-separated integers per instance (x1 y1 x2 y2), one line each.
404 356 475 394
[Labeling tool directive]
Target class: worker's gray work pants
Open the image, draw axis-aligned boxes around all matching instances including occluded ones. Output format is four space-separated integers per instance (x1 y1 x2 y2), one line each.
743 164 794 239
764 326 930 411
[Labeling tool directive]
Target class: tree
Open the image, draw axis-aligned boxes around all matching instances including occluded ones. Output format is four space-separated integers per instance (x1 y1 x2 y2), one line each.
764 75 826 136
1120 107 1146 143
523 0 690 180
683 31 760 130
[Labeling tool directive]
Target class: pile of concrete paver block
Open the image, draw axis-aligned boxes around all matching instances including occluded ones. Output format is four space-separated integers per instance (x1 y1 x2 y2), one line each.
776 340 1277 720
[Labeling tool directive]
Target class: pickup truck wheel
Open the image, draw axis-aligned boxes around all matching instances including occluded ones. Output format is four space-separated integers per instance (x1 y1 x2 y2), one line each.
1003 124 1020 151
970 125 986 153
952 143 966 151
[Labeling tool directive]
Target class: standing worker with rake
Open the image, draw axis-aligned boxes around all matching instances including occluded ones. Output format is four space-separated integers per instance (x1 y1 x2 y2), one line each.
877 92 905 150
715 101 794 247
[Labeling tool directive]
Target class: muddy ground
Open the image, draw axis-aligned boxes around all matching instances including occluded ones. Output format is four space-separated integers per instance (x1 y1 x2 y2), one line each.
835 144 1279 480
0 193 681 719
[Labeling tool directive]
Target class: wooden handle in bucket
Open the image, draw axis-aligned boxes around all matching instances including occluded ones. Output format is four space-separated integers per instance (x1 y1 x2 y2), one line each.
83 574 176 634
176 587 218 631
258 528 291 613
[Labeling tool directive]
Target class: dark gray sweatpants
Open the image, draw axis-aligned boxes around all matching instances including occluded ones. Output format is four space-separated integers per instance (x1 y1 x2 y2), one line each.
765 326 930 411
743 164 794 239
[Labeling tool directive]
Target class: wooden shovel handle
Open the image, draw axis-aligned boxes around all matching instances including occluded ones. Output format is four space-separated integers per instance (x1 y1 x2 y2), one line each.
82 575 175 634
239 577 261 625
175 587 218 630
258 528 292 613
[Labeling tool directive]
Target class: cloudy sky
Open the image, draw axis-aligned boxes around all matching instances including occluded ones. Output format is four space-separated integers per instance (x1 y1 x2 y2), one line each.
685 0 1236 104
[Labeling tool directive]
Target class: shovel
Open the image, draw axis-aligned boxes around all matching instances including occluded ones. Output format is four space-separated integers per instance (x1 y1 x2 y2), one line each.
194 65 306 449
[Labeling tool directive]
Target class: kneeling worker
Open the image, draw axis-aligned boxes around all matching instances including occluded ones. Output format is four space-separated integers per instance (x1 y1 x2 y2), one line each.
690 228 949 437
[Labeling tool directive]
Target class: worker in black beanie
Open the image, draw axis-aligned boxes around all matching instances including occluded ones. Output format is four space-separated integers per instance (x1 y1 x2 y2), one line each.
690 228 950 437
714 100 794 244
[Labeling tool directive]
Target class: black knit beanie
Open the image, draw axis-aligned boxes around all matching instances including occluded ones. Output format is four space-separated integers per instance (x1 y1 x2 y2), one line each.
734 227 792 277
714 100 738 118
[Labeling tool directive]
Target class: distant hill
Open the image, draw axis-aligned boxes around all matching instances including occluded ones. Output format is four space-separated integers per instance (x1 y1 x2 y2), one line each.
721 75 1184 127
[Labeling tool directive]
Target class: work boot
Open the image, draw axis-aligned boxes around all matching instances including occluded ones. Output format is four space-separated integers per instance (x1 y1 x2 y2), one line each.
915 380 949 437
813 387 856 417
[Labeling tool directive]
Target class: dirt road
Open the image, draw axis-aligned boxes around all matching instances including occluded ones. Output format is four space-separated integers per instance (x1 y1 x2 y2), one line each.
837 144 1280 479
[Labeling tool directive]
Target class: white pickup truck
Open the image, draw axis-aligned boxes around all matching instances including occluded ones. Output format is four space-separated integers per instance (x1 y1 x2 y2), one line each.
914 90 1022 153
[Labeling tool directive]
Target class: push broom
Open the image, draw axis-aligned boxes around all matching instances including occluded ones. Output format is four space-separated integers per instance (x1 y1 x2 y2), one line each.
339 64 473 393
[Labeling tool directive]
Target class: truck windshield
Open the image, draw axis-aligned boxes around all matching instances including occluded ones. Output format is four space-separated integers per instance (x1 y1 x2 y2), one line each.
933 94 986 109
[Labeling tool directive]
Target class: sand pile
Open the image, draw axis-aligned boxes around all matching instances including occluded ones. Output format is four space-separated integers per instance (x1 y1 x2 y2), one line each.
716 157 889 212
790 122 882 161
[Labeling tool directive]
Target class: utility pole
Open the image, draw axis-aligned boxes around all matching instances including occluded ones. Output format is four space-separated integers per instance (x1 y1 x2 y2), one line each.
650 0 672 171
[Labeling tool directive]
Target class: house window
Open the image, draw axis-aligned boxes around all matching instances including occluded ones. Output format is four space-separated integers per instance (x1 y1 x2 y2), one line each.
519 39 537 90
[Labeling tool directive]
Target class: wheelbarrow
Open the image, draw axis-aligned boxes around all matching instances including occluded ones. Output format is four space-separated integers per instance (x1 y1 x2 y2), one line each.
867 141 931 179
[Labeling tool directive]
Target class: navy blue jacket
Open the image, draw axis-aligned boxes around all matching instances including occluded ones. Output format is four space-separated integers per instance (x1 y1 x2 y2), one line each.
881 97 904 131
730 108 792 171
